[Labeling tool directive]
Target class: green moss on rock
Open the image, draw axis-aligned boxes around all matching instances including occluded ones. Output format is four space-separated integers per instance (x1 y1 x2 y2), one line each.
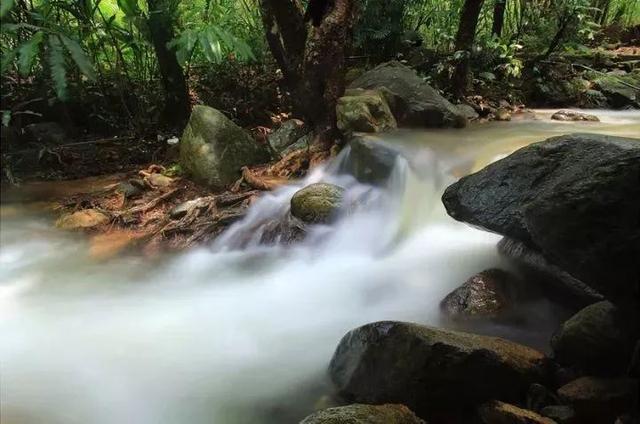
179 105 270 189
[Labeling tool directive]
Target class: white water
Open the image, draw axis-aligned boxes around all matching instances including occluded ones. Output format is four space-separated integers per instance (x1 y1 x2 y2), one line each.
1 111 639 424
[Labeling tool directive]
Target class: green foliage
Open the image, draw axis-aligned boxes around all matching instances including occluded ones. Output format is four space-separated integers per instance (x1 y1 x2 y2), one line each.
48 35 67 98
170 24 254 66
0 0 261 105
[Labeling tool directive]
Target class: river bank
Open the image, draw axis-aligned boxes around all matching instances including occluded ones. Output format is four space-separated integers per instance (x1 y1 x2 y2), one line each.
1 110 639 424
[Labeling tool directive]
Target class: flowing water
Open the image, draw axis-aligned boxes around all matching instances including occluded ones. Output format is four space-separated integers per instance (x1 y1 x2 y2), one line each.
1 111 639 424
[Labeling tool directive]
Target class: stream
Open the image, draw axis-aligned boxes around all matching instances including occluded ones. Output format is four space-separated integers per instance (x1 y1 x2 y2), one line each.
1 110 639 424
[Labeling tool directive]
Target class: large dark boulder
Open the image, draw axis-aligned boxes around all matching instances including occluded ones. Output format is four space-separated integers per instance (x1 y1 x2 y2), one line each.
350 61 466 128
329 321 549 418
442 133 640 301
340 134 403 185
550 301 635 376
557 376 638 424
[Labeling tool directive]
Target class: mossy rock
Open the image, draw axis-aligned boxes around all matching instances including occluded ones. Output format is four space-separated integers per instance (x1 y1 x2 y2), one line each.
300 404 425 424
591 74 640 108
290 183 344 224
179 105 270 189
337 89 397 133
550 301 634 376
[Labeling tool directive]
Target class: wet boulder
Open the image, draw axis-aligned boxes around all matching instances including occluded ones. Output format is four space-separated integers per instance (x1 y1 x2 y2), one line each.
551 110 599 122
268 119 309 154
456 103 479 121
329 321 549 418
337 89 397 133
440 268 514 320
550 301 635 376
341 134 402 185
497 238 603 307
592 74 640 108
557 377 638 424
478 400 556 424
350 61 466 128
291 183 344 224
56 209 109 230
299 404 425 424
179 105 270 189
442 133 640 301
540 405 577 424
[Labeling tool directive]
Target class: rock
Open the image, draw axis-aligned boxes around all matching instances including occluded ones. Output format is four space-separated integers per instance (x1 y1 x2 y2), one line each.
497 238 604 307
551 301 634 376
442 133 640 301
23 122 67 145
550 110 599 122
179 105 270 189
344 67 365 84
478 400 556 424
527 383 558 412
259 212 307 245
350 61 466 128
593 75 640 108
290 183 344 224
457 103 479 121
56 209 109 230
495 108 512 121
116 180 144 198
337 89 397 133
299 404 425 424
329 321 549 418
557 377 638 424
268 119 309 154
540 405 577 424
440 268 513 320
341 134 402 185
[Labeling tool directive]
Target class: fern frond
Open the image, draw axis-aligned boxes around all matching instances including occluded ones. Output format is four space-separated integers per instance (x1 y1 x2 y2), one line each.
17 31 44 76
48 35 68 100
60 34 96 80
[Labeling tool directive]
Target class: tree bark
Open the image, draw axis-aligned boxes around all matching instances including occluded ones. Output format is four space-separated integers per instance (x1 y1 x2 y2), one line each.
452 0 485 96
260 0 356 143
147 0 190 127
491 0 507 37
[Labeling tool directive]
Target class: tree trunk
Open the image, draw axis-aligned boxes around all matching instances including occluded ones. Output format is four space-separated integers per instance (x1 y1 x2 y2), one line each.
452 0 485 96
260 0 356 143
492 0 507 37
147 0 190 127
